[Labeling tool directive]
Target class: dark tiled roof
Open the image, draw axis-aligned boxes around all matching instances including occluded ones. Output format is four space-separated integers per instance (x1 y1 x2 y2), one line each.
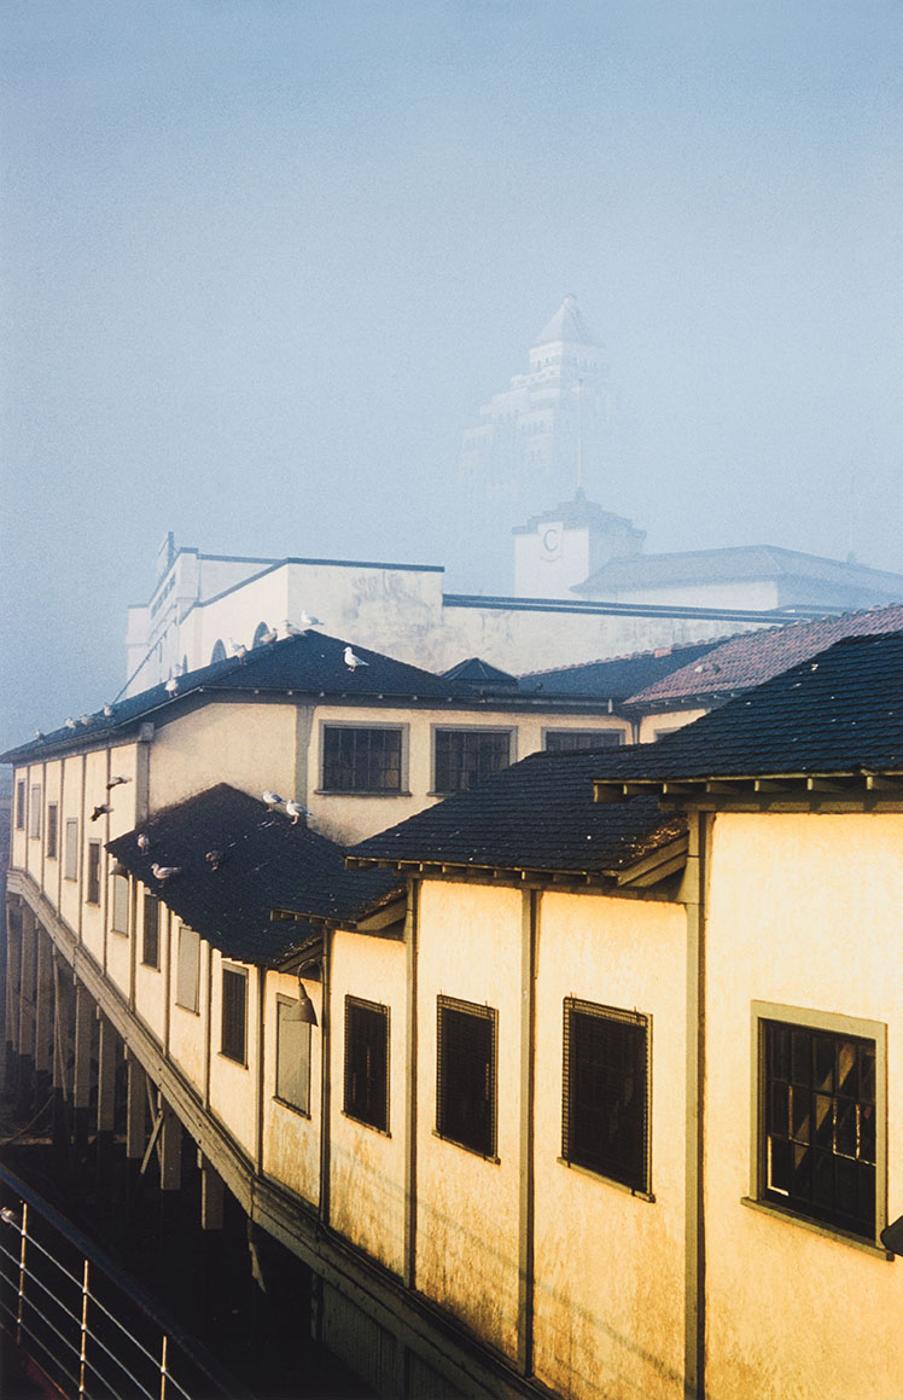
627 603 903 706
350 750 685 877
520 640 722 700
576 545 903 597
108 785 400 964
442 657 519 687
598 631 903 784
1 632 468 765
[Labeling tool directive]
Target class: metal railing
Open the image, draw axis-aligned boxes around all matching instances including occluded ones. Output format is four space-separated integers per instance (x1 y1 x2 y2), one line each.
0 1160 252 1399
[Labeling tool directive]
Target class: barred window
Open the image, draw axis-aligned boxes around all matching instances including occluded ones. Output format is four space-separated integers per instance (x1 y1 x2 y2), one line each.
562 999 650 1193
29 785 42 839
276 1000 312 1115
322 726 403 793
436 997 497 1158
433 730 512 794
111 874 130 933
15 781 25 830
221 966 248 1064
761 1019 877 1239
86 841 102 905
544 730 624 752
142 894 160 969
46 804 59 859
343 997 389 1132
176 925 200 1013
64 820 79 880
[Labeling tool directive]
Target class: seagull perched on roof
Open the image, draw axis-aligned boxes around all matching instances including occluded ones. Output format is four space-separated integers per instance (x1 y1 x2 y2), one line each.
230 639 248 662
344 645 369 671
151 863 181 882
205 849 224 871
80 714 91 726
137 833 151 854
259 625 278 645
107 775 131 791
102 703 114 718
64 718 77 730
165 674 179 696
262 790 285 808
299 611 322 632
91 804 112 822
33 729 44 741
285 799 310 826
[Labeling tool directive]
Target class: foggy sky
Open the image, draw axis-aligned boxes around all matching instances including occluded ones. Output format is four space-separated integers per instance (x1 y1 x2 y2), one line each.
2 0 903 749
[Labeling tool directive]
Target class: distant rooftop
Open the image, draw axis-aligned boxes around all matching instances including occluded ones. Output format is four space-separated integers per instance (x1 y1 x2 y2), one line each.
533 294 600 348
577 544 903 598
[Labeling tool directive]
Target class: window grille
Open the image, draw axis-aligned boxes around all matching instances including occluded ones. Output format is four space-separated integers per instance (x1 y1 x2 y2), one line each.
142 894 160 969
111 874 130 933
562 998 650 1193
436 996 497 1158
343 996 389 1131
322 726 403 793
761 1019 876 1239
46 804 58 859
29 785 42 839
15 781 25 830
86 842 101 906
276 1000 312 1114
433 730 512 794
544 730 624 752
64 820 79 880
221 967 248 1064
175 925 200 1012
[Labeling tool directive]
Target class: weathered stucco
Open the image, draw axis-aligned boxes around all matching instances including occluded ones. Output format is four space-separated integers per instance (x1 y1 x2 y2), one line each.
262 971 322 1209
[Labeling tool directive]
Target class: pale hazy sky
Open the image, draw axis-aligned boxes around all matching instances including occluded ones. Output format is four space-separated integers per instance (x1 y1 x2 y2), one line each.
2 0 902 747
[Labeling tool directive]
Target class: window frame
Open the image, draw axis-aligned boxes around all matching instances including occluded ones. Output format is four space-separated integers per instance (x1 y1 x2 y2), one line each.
436 995 499 1162
275 994 313 1117
431 725 515 796
64 819 79 881
343 995 390 1134
15 780 25 830
220 963 249 1066
542 728 625 753
110 873 130 935
749 1001 887 1249
319 721 408 796
86 840 102 905
29 785 42 840
46 803 59 860
142 893 161 970
175 924 201 1014
561 997 652 1197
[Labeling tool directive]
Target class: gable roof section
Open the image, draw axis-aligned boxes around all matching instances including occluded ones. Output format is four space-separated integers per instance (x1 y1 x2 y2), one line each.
108 784 401 965
521 640 723 701
349 749 685 882
595 631 903 795
627 603 903 707
576 545 903 599
442 657 519 688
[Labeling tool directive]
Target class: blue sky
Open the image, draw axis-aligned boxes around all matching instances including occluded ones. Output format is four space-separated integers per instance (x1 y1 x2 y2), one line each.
2 0 902 746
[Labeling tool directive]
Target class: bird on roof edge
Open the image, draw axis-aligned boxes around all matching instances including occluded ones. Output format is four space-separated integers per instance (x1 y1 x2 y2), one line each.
137 833 150 853
262 790 285 808
285 799 309 825
230 639 248 662
151 863 181 882
344 645 368 671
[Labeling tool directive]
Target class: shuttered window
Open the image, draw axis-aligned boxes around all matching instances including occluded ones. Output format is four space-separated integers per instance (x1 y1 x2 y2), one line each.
276 1001 312 1115
562 999 650 1193
29 785 42 839
433 730 512 794
15 781 25 830
436 997 497 1158
142 894 160 969
86 841 102 905
111 874 130 933
64 820 79 880
175 925 200 1012
46 804 58 859
343 997 389 1132
544 729 624 752
221 966 248 1064
322 726 403 793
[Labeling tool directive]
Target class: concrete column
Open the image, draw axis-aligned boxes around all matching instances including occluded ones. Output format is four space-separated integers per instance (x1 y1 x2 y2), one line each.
4 904 22 1090
16 908 37 1109
199 1155 225 1230
125 1056 148 1163
159 1101 182 1191
96 1016 118 1147
34 930 54 1103
72 982 94 1155
51 956 70 1157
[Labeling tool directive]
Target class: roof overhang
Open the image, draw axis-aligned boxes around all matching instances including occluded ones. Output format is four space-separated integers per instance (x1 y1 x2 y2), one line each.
594 770 903 805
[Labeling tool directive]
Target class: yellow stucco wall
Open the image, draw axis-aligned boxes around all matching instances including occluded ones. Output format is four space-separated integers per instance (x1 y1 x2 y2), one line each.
134 896 169 1043
532 890 687 1400
637 708 709 744
148 703 298 812
705 812 903 1399
329 929 407 1276
415 881 523 1360
262 971 322 1209
208 952 259 1160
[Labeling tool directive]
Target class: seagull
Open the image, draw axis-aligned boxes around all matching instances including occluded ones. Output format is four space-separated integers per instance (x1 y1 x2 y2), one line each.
205 849 224 871
151 863 181 882
64 718 78 729
298 611 322 633
285 800 310 826
91 804 112 822
344 646 368 671
262 790 285 808
80 714 91 726
102 703 114 718
283 619 303 637
165 675 179 696
230 639 248 662
259 625 278 645
137 833 151 854
33 729 44 741
106 776 131 791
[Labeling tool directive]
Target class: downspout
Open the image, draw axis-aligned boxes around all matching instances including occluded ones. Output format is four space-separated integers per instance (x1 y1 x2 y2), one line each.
680 809 708 1398
318 927 332 1226
403 878 420 1290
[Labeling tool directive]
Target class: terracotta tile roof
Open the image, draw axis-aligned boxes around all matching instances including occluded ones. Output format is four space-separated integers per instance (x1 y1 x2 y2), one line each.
626 603 903 707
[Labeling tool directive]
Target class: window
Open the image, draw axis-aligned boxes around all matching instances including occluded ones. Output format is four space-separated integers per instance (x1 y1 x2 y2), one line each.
86 841 101 905
276 998 312 1114
433 729 512 794
759 1015 879 1240
436 996 497 1158
46 804 58 859
15 781 25 830
343 996 389 1132
322 726 403 794
175 925 200 1012
64 820 79 880
210 639 227 665
221 966 248 1064
29 785 42 839
142 894 160 969
544 730 624 752
562 998 650 1193
111 874 130 933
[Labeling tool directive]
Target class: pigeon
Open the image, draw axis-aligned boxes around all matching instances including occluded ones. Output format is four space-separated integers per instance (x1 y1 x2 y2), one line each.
102 704 114 718
230 639 248 662
344 646 368 671
151 863 181 882
91 804 112 822
259 626 278 645
165 675 179 696
298 611 322 632
285 800 310 826
137 833 151 854
106 776 131 791
205 850 224 871
262 790 285 807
